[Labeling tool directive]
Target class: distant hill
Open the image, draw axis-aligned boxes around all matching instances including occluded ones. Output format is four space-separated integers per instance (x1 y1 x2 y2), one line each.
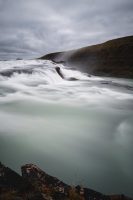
40 36 133 78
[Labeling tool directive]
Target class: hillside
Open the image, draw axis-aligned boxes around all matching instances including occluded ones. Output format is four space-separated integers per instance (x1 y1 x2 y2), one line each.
40 36 133 78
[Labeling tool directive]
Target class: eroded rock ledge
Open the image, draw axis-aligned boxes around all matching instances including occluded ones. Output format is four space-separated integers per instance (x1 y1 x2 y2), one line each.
0 162 132 200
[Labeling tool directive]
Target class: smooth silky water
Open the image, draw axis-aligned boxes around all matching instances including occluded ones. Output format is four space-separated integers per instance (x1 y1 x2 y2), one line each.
0 59 133 197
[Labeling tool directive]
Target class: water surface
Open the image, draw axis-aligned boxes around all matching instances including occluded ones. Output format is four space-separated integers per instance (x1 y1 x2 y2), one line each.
0 59 133 197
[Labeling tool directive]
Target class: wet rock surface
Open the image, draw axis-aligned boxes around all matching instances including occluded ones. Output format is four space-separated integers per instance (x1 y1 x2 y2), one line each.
0 162 132 200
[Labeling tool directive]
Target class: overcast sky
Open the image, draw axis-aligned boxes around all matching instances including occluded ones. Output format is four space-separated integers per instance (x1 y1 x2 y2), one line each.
0 0 133 59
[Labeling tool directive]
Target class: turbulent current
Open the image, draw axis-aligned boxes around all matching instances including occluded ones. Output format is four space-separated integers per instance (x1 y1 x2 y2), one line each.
0 59 133 197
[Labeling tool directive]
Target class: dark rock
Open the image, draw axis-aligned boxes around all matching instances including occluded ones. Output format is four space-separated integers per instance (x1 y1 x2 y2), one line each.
0 162 133 200
21 164 69 199
108 194 133 200
0 68 33 77
16 58 22 60
0 162 27 190
21 164 68 188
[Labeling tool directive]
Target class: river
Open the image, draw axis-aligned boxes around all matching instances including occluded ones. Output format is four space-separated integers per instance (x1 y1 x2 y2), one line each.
0 59 133 197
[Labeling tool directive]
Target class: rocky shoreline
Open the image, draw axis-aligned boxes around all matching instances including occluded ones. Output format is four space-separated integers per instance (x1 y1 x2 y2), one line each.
0 162 132 200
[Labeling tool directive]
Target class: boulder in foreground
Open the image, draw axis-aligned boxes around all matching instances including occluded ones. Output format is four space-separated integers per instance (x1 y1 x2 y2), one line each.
0 162 132 200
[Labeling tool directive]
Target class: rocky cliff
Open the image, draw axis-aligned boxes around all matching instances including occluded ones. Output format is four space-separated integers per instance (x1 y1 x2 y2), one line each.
40 36 133 78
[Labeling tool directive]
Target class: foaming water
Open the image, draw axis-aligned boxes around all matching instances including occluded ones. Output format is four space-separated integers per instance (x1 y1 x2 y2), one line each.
0 59 133 105
0 59 133 197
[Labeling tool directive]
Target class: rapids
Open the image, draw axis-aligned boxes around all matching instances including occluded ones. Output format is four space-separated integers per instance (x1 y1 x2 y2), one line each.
0 59 133 197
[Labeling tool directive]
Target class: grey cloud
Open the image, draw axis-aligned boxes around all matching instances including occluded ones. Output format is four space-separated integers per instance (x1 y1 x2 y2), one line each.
0 0 133 59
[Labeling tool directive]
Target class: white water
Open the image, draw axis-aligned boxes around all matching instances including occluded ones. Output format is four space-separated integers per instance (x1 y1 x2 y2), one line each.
0 59 133 197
